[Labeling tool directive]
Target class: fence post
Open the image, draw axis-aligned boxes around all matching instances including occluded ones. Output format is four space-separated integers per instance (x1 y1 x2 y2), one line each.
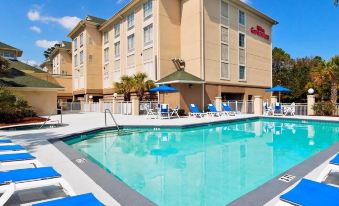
112 99 116 114
99 99 104 113
307 95 315 116
131 96 140 116
215 97 222 112
254 96 263 115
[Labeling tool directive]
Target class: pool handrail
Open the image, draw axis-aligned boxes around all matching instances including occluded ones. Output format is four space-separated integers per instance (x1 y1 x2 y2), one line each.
104 109 120 131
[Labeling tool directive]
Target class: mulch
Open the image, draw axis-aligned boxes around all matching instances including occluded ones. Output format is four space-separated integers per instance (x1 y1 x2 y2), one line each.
0 117 48 126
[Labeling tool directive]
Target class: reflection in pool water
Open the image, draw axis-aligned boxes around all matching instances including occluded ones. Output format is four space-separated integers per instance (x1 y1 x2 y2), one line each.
66 118 339 206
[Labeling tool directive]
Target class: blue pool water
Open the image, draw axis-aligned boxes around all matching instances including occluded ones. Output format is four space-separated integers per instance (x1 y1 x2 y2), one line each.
65 118 339 205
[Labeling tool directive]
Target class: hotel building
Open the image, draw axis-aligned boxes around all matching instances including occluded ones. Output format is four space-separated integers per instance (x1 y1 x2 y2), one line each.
49 41 73 102
68 16 106 102
69 0 277 111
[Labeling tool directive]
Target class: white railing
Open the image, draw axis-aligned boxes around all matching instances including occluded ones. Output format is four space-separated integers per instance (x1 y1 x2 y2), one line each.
114 101 132 115
139 101 158 115
60 102 81 113
82 102 100 112
222 101 254 114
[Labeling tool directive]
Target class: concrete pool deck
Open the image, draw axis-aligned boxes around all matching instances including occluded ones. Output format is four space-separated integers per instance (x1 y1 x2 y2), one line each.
0 113 338 205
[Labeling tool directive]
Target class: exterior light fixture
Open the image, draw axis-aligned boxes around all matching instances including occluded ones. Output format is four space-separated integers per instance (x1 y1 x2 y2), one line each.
308 88 314 95
113 93 118 98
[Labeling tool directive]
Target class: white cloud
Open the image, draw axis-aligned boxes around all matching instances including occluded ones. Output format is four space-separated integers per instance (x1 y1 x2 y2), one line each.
27 9 81 30
27 10 40 21
30 26 42 33
24 59 40 67
35 40 59 49
241 0 251 4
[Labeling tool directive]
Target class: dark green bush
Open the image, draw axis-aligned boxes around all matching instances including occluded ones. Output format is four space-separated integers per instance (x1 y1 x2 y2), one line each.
0 88 36 123
178 109 186 116
313 101 336 116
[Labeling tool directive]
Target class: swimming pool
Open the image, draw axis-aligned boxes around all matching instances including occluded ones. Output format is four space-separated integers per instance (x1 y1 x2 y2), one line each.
65 118 339 206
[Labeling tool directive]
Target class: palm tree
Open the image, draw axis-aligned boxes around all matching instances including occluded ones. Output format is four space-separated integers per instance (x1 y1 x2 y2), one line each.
335 0 339 6
114 75 134 101
326 56 339 103
133 72 155 101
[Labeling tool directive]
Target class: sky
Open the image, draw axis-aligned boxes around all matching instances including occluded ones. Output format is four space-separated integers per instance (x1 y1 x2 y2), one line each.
0 0 338 66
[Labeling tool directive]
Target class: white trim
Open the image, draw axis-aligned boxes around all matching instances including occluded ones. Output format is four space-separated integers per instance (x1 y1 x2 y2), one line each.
156 80 205 85
7 87 63 91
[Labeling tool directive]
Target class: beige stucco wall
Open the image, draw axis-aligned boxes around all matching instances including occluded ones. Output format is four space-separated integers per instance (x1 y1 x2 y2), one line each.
51 75 73 98
13 89 58 115
72 24 103 97
102 0 157 93
203 0 273 87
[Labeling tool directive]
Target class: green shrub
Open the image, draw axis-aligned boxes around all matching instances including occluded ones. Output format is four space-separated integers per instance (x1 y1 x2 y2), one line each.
178 109 186 116
313 101 336 116
0 88 36 123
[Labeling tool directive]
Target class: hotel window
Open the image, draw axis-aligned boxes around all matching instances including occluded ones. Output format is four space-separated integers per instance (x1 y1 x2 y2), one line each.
104 31 109 44
74 54 78 66
239 10 245 26
221 1 228 18
114 23 120 38
127 34 135 53
127 13 135 30
144 24 153 47
104 48 109 63
74 38 78 50
143 0 153 20
79 51 84 65
221 26 230 79
239 65 246 80
114 42 120 58
79 33 83 47
239 33 245 48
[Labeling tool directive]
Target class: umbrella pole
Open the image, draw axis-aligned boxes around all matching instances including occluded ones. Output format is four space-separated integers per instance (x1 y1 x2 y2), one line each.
158 91 160 105
279 92 281 103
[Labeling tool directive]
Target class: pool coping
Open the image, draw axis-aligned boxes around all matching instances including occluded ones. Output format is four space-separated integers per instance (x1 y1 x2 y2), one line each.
48 116 339 206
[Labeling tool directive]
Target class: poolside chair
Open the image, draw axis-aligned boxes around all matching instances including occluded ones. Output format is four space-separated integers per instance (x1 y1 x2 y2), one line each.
279 178 339 206
263 102 273 116
284 102 296 116
0 167 75 205
274 103 283 116
317 153 339 183
221 103 236 116
0 139 12 144
32 193 104 206
189 104 206 118
207 104 222 117
159 104 170 119
145 104 157 119
0 145 26 154
0 153 42 168
170 105 180 118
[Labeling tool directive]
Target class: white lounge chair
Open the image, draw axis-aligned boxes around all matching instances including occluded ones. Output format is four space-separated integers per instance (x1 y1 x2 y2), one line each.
0 167 75 205
263 102 274 116
221 103 236 116
278 178 339 206
0 153 42 168
32 193 104 206
317 153 339 184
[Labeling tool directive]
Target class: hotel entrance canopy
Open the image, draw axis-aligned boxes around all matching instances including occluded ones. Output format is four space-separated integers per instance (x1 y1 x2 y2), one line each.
156 70 204 85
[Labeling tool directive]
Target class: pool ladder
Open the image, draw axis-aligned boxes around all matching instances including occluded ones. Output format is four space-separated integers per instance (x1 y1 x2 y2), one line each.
104 109 120 131
40 108 62 129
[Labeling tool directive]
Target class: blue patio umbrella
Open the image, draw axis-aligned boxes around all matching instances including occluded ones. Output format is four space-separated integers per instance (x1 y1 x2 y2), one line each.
150 85 178 104
266 85 291 102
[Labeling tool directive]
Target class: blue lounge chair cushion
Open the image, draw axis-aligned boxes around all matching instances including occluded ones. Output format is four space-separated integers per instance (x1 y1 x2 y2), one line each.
208 104 218 113
0 153 35 162
33 193 105 206
222 103 233 112
0 167 61 185
329 153 339 165
0 139 12 143
0 145 24 151
190 104 200 113
280 178 339 206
